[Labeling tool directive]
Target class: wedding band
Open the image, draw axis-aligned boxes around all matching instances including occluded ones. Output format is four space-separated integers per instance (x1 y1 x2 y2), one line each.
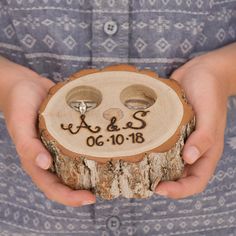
69 100 97 114
124 98 153 110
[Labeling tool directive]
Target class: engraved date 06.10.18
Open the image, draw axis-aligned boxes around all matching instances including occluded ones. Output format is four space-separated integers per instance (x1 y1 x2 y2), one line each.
86 132 145 147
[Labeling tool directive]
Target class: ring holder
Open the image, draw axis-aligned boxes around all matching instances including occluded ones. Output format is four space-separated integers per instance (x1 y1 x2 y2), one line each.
39 65 195 200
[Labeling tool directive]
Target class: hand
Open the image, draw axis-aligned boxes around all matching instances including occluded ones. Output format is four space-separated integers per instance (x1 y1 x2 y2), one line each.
155 55 229 199
1 61 96 206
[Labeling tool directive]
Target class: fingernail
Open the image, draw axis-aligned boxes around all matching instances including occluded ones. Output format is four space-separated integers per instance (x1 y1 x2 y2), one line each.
36 153 50 169
82 200 95 206
185 146 200 164
156 190 168 196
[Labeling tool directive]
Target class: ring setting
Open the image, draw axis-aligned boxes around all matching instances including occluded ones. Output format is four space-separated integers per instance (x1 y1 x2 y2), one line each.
69 100 97 115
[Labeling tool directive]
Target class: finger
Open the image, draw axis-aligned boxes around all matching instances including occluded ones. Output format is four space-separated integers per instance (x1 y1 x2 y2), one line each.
16 137 96 206
30 165 96 207
156 141 223 199
155 159 210 199
183 97 226 164
155 176 202 199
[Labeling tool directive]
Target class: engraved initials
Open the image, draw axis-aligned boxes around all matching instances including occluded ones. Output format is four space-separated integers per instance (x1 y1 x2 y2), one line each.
123 111 150 130
61 114 101 134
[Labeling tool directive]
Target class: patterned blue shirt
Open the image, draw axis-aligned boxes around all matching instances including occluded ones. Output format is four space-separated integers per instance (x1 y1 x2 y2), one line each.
0 1 236 235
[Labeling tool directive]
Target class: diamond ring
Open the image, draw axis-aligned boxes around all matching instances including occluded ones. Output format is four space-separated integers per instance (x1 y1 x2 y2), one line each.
69 100 97 114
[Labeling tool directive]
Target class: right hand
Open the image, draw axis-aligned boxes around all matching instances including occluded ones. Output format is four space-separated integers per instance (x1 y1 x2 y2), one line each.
1 60 96 206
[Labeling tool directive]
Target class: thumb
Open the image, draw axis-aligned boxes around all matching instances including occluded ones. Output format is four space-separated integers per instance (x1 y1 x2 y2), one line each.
7 100 53 170
183 128 215 164
16 137 52 170
182 92 218 164
33 139 52 170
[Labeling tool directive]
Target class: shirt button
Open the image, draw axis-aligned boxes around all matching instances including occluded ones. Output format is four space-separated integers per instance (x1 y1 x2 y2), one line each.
106 216 121 231
104 20 118 36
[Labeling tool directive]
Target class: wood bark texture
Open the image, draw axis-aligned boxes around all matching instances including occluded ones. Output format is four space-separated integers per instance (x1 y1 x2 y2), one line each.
39 65 195 200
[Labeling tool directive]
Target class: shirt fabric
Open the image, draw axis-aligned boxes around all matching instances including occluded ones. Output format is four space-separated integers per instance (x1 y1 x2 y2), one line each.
0 0 236 235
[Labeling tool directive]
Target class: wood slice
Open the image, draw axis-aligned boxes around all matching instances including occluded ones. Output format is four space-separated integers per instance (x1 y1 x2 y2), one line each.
38 65 195 200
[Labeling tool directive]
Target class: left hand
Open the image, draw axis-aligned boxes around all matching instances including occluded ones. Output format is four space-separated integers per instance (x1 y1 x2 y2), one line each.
155 56 229 199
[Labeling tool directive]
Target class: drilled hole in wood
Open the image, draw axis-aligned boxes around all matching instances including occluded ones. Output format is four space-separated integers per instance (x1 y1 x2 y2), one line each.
66 86 102 113
120 84 157 110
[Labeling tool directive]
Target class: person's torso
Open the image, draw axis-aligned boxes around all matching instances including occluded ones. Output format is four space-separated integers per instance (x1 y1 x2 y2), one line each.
0 0 236 81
